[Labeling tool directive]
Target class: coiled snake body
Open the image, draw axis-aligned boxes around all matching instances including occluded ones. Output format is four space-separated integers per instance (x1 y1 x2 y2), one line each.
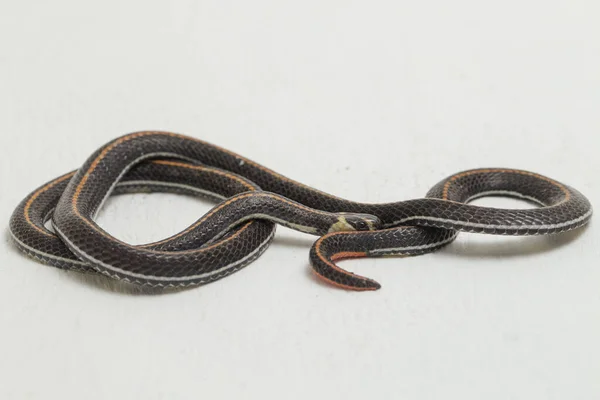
9 131 593 290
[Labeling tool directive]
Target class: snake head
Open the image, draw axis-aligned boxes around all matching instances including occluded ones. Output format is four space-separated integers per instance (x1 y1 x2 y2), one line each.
328 213 382 233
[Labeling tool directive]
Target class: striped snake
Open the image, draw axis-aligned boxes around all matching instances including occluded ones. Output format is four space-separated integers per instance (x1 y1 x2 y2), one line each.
9 131 592 290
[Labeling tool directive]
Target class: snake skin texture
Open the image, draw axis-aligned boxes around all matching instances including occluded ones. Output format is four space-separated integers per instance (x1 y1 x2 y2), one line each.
9 131 593 290
9 160 275 280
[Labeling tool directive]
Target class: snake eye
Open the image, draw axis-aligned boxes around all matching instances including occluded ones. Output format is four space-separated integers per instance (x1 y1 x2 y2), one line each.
344 214 382 231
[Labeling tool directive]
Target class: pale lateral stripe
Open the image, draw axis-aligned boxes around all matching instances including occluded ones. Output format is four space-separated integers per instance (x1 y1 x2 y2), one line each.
369 234 458 255
9 230 88 266
386 208 592 231
53 224 274 282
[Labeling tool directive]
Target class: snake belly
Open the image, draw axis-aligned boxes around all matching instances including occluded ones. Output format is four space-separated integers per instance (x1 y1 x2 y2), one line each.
9 131 593 290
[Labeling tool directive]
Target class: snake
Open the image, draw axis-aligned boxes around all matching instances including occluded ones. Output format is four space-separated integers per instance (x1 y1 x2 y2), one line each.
9 131 593 291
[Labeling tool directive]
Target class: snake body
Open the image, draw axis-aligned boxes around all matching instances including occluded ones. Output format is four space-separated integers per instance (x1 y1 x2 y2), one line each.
9 131 593 290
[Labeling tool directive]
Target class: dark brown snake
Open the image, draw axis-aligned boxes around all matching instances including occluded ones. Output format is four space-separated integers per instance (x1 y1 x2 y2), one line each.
9 131 593 290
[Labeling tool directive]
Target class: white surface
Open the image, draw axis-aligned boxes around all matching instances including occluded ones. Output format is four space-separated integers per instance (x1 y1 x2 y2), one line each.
1 1 599 399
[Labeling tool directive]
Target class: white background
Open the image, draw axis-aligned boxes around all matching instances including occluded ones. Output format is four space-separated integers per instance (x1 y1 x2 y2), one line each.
1 1 598 399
